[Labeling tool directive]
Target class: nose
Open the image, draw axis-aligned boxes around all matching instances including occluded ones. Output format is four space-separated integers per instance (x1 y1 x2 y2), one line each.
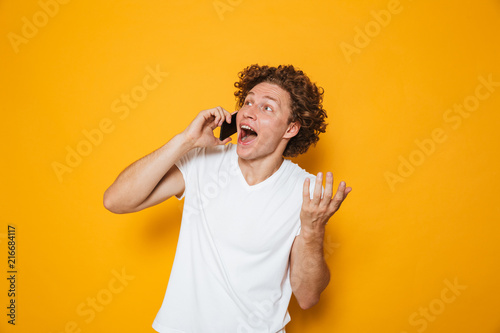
240 102 258 120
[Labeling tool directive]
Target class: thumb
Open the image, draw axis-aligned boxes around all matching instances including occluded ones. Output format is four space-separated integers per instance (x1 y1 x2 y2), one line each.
217 137 232 145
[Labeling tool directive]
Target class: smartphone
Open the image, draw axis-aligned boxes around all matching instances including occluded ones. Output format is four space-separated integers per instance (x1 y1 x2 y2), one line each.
219 112 238 141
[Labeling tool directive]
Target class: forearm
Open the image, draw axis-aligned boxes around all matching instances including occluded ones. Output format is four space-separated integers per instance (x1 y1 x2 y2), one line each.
103 132 193 213
290 172 351 309
290 229 330 309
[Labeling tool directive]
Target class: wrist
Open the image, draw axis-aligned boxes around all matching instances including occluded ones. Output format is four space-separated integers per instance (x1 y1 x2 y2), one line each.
176 131 197 150
156 133 195 164
300 227 325 249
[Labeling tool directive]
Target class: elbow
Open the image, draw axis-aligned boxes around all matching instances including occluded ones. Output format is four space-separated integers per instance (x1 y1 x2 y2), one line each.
297 295 320 310
103 189 128 214
292 274 329 310
103 191 118 213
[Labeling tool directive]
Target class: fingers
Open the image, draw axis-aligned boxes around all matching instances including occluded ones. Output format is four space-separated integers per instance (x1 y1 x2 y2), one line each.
312 172 323 204
228 110 237 123
345 186 353 196
214 106 224 126
311 171 352 209
329 180 352 212
334 181 346 202
302 177 311 203
211 106 231 127
320 172 334 207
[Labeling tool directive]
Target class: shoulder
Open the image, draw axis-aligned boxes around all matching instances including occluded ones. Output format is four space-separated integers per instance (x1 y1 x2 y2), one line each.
281 159 317 196
176 144 236 177
200 144 236 166
184 143 235 162
282 159 315 182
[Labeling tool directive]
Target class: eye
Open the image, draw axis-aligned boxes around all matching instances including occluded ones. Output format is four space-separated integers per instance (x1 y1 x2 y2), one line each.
245 100 252 106
264 105 273 111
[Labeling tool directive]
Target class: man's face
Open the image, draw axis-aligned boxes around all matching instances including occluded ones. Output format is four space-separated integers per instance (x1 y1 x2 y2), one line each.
236 82 299 161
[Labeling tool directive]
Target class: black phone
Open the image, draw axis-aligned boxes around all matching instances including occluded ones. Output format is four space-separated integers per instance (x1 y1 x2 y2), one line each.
219 112 238 140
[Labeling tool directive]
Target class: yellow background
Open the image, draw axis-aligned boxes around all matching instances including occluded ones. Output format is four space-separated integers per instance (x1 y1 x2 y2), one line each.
1 0 500 332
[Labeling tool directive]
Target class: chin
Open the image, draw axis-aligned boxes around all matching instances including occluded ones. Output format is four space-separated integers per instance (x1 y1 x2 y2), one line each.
236 144 252 159
237 144 280 162
236 143 262 160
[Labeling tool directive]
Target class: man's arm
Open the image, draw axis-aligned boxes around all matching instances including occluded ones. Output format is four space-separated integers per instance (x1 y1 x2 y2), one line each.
289 172 351 309
103 107 233 214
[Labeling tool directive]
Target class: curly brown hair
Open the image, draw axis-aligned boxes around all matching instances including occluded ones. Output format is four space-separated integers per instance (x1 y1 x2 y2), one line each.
234 64 327 157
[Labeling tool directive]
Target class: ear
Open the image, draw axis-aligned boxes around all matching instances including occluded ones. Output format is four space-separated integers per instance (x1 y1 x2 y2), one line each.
283 121 300 139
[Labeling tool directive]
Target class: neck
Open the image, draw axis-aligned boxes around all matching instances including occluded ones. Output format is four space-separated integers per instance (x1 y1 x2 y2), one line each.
238 153 284 186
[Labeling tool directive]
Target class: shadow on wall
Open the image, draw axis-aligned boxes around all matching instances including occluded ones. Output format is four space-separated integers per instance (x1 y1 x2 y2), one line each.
291 140 331 176
140 202 183 251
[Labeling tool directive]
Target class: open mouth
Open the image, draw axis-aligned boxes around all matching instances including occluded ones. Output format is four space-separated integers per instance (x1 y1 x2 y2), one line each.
240 124 258 143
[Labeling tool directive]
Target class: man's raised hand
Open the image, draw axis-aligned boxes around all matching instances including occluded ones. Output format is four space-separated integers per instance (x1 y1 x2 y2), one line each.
182 107 233 148
300 172 352 238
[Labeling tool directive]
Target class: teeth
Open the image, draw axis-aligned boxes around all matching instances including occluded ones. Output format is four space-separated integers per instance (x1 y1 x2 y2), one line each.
241 125 255 132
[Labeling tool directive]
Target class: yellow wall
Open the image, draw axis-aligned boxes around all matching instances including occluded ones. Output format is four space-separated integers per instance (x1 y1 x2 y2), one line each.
1 0 499 332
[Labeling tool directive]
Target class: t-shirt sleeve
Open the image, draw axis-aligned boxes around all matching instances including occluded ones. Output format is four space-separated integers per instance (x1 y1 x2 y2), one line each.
295 225 302 236
174 147 203 200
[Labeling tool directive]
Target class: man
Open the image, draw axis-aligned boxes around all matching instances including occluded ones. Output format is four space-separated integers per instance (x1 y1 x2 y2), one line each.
103 64 352 332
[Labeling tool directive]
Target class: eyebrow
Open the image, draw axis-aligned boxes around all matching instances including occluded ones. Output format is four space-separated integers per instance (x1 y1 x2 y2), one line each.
246 91 281 106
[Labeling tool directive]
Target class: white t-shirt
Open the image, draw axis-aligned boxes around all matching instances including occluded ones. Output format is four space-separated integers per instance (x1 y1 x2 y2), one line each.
152 143 315 333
